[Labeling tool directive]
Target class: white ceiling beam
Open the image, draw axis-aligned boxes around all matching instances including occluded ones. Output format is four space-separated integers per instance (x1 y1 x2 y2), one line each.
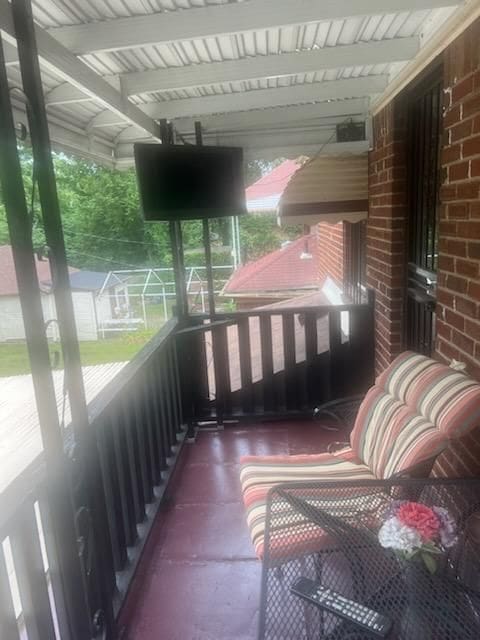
3 40 18 66
11 101 114 166
244 140 369 162
92 76 384 128
45 82 95 106
0 0 159 139
141 75 388 120
49 0 458 55
116 98 368 141
117 127 339 157
116 115 365 144
174 97 369 134
116 129 367 158
373 0 480 114
115 139 369 168
122 37 418 96
90 110 128 128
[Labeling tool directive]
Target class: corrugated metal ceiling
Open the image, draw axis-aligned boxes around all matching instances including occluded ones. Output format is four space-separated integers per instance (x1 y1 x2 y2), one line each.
2 1 461 165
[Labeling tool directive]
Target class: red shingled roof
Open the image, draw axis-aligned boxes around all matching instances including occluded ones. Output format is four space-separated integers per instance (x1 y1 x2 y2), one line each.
223 234 318 295
0 245 76 296
245 159 302 212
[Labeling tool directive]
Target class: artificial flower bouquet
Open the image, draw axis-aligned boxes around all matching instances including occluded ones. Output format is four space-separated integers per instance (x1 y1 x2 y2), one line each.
378 500 457 574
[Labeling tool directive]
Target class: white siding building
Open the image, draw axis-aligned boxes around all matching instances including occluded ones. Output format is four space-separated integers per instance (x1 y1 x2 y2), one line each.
0 245 113 342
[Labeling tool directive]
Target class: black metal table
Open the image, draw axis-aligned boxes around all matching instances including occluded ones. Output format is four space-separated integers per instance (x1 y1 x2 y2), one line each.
259 478 480 640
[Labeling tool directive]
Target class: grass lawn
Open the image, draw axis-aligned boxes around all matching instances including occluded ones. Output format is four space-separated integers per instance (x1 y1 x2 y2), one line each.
145 300 173 330
0 333 156 377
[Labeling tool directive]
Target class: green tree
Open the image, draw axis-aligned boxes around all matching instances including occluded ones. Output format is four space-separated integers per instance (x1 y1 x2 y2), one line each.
239 214 302 262
0 147 301 271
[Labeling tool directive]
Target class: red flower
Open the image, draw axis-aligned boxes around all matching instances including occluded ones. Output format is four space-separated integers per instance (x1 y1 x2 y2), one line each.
397 502 440 542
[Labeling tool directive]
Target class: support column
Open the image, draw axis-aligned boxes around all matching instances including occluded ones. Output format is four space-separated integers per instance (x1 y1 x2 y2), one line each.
0 31 91 640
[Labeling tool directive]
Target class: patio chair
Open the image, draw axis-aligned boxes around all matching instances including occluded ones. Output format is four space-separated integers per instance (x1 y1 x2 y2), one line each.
240 351 480 559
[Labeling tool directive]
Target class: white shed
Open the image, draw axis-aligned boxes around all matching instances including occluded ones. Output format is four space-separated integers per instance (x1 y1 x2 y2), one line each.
0 245 100 342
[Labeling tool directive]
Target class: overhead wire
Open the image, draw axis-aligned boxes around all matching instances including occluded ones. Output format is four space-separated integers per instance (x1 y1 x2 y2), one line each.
63 227 160 247
66 247 146 270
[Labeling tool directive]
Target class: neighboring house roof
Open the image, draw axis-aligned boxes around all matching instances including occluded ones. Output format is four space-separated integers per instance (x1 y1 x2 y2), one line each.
223 234 318 296
0 245 80 296
0 245 121 297
69 270 110 291
0 245 53 295
246 159 302 213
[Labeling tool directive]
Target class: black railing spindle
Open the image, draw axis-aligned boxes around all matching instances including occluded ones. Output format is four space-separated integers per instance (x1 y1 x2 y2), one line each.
211 324 231 421
119 398 145 526
97 423 128 571
282 313 298 411
0 545 21 640
328 310 342 399
171 342 184 429
238 316 254 414
158 355 176 452
110 415 137 548
304 312 319 405
259 315 275 412
10 503 57 640
36 495 80 639
132 379 154 505
166 346 181 446
146 368 167 473
139 370 161 487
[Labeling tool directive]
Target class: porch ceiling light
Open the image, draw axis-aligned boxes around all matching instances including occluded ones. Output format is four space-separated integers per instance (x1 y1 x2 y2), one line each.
278 153 368 226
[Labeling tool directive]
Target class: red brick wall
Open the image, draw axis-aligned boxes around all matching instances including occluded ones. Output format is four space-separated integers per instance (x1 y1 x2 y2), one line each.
316 222 344 287
367 99 408 375
367 19 480 476
434 19 480 477
436 19 480 376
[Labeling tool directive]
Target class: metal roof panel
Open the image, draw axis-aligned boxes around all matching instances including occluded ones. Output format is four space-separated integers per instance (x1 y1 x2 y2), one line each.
2 1 463 165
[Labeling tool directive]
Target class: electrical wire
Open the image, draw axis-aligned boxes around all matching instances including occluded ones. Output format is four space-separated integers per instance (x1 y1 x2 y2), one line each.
246 117 364 189
64 227 160 247
67 247 148 270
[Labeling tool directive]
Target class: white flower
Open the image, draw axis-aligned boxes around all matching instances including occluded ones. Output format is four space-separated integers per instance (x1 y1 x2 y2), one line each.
378 516 422 552
432 506 458 548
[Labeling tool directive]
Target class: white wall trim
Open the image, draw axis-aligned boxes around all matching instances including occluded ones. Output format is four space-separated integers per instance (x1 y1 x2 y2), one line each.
373 0 480 115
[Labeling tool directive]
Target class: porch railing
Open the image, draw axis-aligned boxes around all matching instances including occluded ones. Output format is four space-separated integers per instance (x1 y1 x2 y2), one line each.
178 295 375 424
0 297 374 638
0 318 185 639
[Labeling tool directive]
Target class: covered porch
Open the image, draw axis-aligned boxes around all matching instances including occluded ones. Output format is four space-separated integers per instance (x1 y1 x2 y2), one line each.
1 1 480 639
117 419 348 640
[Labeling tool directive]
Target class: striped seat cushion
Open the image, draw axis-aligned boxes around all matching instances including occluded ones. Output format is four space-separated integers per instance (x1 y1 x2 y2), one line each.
240 352 480 560
376 351 480 438
350 387 448 478
240 450 375 558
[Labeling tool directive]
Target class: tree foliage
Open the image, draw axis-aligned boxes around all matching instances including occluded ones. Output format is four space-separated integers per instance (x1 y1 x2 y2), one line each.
0 147 301 271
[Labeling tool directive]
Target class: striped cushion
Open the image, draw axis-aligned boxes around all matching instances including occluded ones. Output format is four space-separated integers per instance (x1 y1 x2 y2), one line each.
240 450 375 558
376 351 480 438
350 387 447 477
240 352 480 560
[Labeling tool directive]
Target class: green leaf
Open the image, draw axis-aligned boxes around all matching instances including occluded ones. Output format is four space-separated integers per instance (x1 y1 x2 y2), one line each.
422 542 442 554
421 553 437 574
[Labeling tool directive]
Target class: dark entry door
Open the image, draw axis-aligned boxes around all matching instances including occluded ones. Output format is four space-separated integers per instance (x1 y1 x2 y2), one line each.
405 67 443 356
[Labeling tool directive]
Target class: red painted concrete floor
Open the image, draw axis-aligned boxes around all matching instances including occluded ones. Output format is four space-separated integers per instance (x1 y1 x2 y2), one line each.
117 419 346 640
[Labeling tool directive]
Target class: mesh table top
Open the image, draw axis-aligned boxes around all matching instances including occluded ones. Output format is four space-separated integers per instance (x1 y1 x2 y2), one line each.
259 478 480 640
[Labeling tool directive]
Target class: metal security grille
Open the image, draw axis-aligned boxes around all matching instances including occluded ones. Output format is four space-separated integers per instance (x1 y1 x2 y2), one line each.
405 66 442 356
344 221 367 304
